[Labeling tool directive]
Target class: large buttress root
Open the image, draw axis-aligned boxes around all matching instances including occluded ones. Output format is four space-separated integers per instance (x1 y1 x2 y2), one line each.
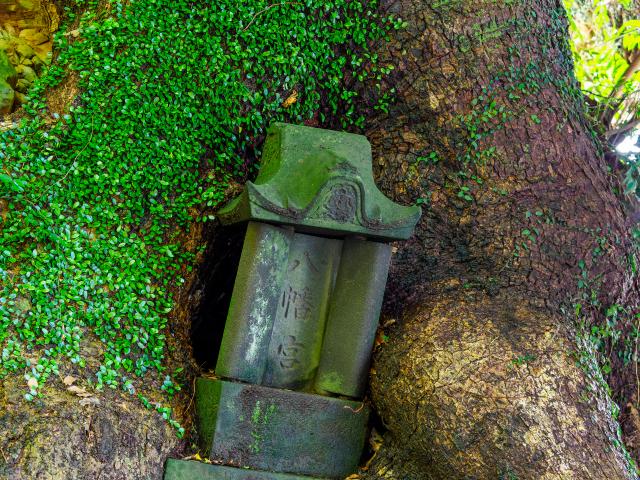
365 291 634 480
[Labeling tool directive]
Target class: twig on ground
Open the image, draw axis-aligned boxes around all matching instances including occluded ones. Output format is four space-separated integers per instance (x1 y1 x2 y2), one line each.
36 116 94 203
241 2 302 32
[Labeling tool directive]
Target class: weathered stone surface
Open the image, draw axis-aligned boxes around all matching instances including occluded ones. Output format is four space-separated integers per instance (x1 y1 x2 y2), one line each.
263 233 342 391
0 49 16 87
13 90 26 105
18 28 48 45
215 222 395 398
218 123 421 241
15 63 35 82
17 0 36 10
196 378 368 478
14 39 34 59
30 52 45 72
14 77 29 93
0 0 57 113
164 459 324 480
315 238 392 398
216 222 293 384
0 80 14 114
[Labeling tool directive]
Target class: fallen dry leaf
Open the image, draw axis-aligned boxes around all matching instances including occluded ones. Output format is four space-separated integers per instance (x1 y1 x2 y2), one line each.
63 375 76 386
182 453 204 462
79 397 100 406
67 385 92 398
282 90 298 108
382 319 397 328
370 428 384 452
360 428 384 472
374 329 388 348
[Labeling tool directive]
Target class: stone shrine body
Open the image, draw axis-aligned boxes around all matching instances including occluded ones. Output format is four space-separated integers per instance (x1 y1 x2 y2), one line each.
165 123 420 480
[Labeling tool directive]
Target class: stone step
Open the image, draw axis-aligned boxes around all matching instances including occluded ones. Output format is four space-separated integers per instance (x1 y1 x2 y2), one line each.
196 378 368 479
164 459 327 480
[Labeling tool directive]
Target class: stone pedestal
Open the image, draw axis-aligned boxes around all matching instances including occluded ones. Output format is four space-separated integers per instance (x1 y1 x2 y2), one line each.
164 460 325 480
195 378 368 478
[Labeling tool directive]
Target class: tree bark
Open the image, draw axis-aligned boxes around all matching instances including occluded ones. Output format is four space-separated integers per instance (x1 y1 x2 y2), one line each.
359 0 640 478
2 0 640 479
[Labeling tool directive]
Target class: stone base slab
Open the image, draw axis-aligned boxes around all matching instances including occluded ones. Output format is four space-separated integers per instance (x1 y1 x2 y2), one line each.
164 459 326 480
196 377 368 479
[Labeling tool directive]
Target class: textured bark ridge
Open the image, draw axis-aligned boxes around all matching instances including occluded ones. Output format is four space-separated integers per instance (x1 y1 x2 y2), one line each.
368 292 630 479
0 376 179 480
2 1 639 479
368 0 629 306
358 0 640 478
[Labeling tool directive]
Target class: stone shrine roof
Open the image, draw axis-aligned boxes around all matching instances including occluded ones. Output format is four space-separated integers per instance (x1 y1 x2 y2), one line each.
218 122 421 241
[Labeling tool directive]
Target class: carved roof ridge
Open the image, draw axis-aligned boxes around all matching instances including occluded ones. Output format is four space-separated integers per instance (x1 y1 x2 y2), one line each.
218 123 421 241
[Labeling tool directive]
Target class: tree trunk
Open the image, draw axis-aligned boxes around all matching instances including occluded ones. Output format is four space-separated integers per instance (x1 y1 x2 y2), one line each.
360 0 640 478
2 0 640 479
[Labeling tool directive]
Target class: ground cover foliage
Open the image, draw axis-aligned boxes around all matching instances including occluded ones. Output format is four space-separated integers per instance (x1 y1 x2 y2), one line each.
564 0 640 193
565 0 639 128
0 0 401 434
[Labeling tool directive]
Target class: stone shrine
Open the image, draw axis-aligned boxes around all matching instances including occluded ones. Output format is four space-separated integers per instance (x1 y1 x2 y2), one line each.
165 123 421 479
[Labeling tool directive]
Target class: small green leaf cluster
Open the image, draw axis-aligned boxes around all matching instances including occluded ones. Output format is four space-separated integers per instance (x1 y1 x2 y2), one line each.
624 156 640 194
510 353 536 367
564 0 640 123
563 0 640 194
572 231 640 384
0 0 397 434
416 151 440 165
